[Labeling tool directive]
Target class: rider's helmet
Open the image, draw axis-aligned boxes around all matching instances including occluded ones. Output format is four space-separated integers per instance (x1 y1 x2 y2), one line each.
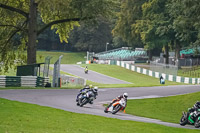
194 101 200 108
86 66 88 68
123 93 128 99
93 86 98 93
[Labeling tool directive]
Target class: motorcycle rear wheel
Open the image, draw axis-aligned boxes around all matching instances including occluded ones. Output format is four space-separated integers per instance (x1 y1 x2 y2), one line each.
194 118 200 128
104 107 108 113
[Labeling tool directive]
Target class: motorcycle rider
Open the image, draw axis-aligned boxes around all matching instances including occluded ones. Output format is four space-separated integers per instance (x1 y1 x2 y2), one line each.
76 85 98 105
76 85 91 102
85 66 88 73
88 86 98 104
188 101 200 120
107 93 128 108
189 101 200 113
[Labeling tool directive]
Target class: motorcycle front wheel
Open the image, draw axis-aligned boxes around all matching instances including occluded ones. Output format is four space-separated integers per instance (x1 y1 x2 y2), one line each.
79 98 88 107
180 113 188 126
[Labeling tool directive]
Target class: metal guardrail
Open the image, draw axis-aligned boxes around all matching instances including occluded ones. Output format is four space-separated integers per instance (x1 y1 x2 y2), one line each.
0 76 49 87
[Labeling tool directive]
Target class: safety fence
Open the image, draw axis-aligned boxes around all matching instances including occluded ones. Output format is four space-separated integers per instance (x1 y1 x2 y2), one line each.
150 61 178 76
115 61 200 84
0 76 49 87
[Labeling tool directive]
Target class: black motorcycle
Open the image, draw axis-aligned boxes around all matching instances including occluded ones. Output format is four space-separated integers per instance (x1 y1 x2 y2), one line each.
180 109 200 128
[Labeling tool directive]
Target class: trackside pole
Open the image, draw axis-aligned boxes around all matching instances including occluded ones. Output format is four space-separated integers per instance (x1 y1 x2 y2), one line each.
53 55 63 87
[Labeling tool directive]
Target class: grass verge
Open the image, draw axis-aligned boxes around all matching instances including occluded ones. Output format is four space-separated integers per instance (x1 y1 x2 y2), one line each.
82 64 183 87
0 51 85 76
37 51 86 64
126 91 200 123
0 98 199 133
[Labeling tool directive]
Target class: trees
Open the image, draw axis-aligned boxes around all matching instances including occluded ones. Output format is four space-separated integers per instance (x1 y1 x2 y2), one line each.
167 0 200 47
0 0 116 72
112 0 200 64
137 0 172 63
112 0 146 48
68 18 113 52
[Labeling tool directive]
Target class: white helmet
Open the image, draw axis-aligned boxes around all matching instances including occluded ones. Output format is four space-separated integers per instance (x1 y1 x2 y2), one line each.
123 93 128 98
93 86 98 92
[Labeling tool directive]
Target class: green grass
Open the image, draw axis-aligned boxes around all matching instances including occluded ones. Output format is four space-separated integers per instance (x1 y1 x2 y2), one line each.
37 51 86 64
126 91 200 124
82 64 183 87
178 66 200 78
0 98 199 133
0 51 86 76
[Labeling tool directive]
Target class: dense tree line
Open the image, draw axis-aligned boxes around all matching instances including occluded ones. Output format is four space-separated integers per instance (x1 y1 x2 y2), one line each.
0 0 200 73
37 17 114 52
113 0 200 64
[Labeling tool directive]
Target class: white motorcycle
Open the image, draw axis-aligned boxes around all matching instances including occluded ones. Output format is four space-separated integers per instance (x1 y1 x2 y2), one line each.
104 98 127 114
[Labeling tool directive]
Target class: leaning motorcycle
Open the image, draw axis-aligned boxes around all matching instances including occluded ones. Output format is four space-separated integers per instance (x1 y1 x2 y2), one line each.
85 69 88 74
104 98 126 114
180 109 200 128
77 91 96 107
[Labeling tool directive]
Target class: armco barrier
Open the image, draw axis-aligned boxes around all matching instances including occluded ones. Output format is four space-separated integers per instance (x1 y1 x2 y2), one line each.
0 76 49 87
114 61 200 84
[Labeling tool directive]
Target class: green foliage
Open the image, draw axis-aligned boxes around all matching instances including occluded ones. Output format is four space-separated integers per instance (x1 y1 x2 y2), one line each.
0 0 116 72
113 0 200 60
137 0 172 50
69 18 113 52
112 0 146 47
167 0 200 46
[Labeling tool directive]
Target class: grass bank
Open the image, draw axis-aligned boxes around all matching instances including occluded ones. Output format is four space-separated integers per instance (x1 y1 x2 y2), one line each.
37 51 85 64
0 98 198 133
1 51 85 76
82 64 183 87
126 91 200 123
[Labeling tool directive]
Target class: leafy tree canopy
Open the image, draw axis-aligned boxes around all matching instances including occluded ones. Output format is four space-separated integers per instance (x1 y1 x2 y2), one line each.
0 0 117 72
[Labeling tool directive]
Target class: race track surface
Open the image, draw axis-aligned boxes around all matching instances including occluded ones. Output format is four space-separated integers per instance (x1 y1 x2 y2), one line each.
1 85 200 129
58 64 131 84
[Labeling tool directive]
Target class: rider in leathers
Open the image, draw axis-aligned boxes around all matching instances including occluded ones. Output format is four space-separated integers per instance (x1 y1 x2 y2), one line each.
107 93 128 108
188 101 200 120
76 85 98 105
189 101 200 112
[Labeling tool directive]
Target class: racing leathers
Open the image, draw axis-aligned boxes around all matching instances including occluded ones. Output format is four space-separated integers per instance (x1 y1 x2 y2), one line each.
76 87 90 102
189 101 200 113
76 87 98 104
107 95 127 109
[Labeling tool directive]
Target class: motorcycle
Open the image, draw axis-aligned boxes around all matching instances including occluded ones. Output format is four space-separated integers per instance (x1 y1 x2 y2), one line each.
85 68 88 74
180 109 200 128
104 98 126 114
77 90 96 107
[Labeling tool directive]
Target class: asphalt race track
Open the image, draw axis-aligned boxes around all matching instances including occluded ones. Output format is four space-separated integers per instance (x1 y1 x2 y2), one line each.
0 85 200 129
